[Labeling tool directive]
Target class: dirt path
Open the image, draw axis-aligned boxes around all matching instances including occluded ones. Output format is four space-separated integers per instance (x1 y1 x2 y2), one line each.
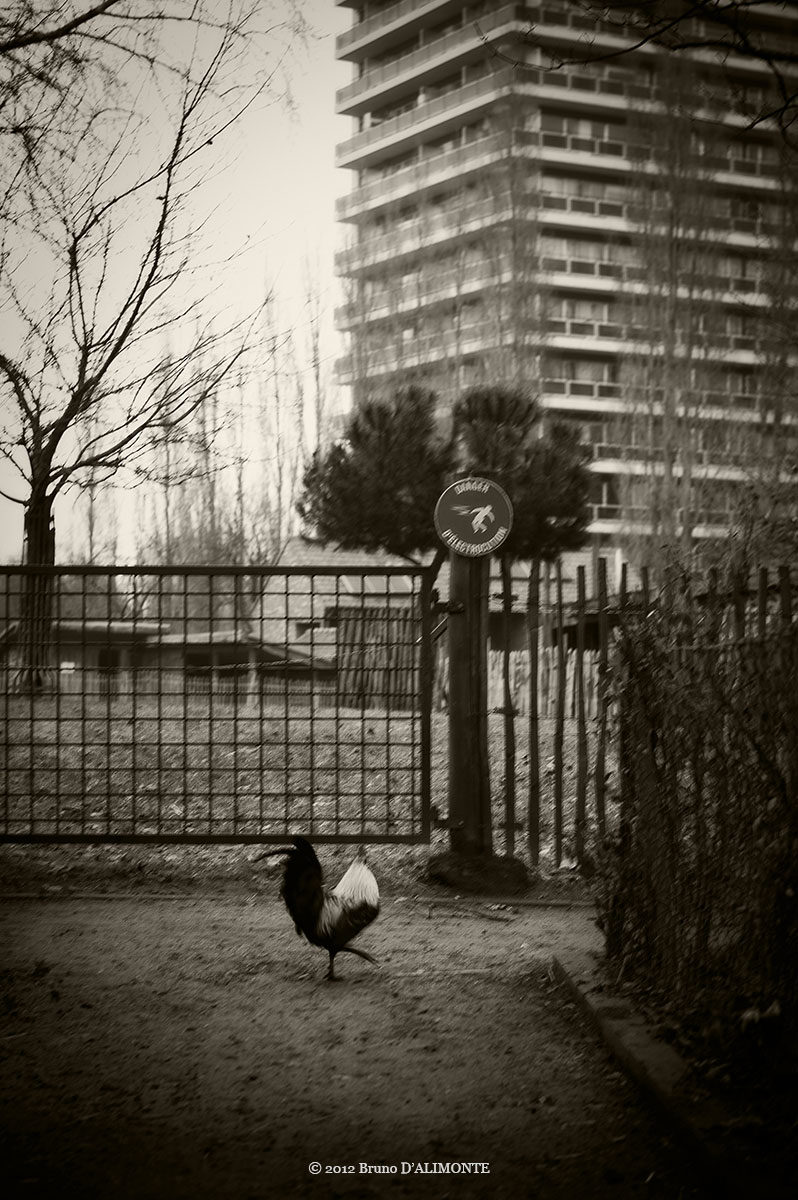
0 897 708 1199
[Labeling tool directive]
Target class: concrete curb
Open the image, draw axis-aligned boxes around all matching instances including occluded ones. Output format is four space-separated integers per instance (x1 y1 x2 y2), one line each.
552 949 788 1200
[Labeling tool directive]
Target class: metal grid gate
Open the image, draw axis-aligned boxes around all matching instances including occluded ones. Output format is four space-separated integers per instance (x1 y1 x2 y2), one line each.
0 565 434 844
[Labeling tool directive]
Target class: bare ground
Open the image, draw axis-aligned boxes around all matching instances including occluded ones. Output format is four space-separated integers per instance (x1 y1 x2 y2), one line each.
0 894 710 1200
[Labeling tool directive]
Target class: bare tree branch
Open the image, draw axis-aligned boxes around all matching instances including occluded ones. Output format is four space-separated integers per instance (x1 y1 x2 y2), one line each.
0 3 123 54
0 1 294 568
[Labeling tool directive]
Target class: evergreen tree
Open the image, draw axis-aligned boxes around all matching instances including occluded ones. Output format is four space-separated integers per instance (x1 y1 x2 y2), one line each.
297 386 452 560
452 386 590 562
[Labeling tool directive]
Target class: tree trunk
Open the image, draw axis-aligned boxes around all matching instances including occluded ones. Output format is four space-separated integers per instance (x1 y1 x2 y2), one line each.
14 493 57 693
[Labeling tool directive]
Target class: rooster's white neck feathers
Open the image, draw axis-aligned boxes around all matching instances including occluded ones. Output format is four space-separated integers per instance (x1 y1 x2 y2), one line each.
315 859 380 940
331 859 379 907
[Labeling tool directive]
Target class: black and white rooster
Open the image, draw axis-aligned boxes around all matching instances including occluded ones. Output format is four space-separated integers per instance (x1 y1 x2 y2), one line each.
256 837 380 981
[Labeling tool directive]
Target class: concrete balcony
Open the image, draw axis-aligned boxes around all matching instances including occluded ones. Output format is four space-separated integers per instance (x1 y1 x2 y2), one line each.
547 321 778 363
542 387 780 422
588 441 773 475
528 133 778 192
335 263 519 329
336 193 639 275
335 133 644 221
335 132 510 218
541 264 771 308
336 326 543 381
589 454 758 486
584 510 732 539
336 126 775 225
542 259 642 293
545 325 627 357
337 0 643 63
336 70 516 169
542 378 623 402
336 77 656 172
545 326 764 365
339 297 769 368
336 5 535 116
336 196 540 273
541 192 626 221
337 0 464 60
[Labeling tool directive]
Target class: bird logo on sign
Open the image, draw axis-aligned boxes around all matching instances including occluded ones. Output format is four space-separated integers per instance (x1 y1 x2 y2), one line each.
453 504 495 534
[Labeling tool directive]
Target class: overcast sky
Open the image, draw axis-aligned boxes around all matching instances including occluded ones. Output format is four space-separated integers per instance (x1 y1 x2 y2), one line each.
0 0 351 562
223 1 350 336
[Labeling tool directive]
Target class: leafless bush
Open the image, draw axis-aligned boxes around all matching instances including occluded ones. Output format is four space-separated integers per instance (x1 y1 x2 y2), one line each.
594 578 798 1053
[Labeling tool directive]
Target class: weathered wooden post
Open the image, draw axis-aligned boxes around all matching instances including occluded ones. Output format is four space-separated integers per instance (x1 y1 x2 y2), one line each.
434 477 513 856
575 564 588 866
553 558 565 867
526 557 541 865
446 553 490 854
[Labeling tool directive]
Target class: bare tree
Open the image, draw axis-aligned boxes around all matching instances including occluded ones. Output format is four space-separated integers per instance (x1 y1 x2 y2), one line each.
613 57 740 567
0 2 259 62
0 5 298 686
0 3 292 234
258 295 307 560
300 253 331 451
1 73 257 562
1 2 304 555
64 409 120 563
612 51 798 576
138 286 313 572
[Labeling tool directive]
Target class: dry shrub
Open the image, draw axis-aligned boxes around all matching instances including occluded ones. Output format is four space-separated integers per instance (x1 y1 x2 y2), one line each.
593 579 798 1059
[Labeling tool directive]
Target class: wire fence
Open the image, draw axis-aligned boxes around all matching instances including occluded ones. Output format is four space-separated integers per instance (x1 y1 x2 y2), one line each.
0 565 434 844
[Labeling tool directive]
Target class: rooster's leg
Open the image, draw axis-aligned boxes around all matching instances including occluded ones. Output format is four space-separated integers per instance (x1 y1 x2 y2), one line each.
338 946 379 967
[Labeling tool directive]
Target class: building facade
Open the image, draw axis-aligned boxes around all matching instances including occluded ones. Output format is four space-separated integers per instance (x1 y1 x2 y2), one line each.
333 1 798 567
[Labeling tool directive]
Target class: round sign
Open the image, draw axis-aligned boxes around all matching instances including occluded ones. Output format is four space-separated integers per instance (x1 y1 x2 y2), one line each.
434 477 513 557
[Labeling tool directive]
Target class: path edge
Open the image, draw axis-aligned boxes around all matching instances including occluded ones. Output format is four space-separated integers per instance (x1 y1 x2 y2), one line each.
552 948 785 1200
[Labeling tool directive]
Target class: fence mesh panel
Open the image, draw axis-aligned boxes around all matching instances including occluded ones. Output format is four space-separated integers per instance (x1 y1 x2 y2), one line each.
0 566 432 844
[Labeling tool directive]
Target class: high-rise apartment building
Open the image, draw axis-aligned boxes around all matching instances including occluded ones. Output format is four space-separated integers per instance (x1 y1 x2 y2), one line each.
333 1 798 562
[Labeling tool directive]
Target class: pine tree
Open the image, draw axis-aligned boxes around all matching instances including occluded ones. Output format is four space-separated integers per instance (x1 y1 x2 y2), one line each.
297 386 452 560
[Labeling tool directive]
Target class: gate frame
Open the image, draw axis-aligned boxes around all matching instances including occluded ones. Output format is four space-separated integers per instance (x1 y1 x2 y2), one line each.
0 562 436 846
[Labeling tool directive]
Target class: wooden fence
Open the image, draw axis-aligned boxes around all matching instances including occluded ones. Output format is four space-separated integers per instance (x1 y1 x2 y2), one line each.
435 648 602 718
337 606 420 710
434 558 614 866
434 557 797 870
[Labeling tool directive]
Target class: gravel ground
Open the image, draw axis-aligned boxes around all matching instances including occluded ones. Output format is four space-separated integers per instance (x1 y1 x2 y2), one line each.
0 894 710 1200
